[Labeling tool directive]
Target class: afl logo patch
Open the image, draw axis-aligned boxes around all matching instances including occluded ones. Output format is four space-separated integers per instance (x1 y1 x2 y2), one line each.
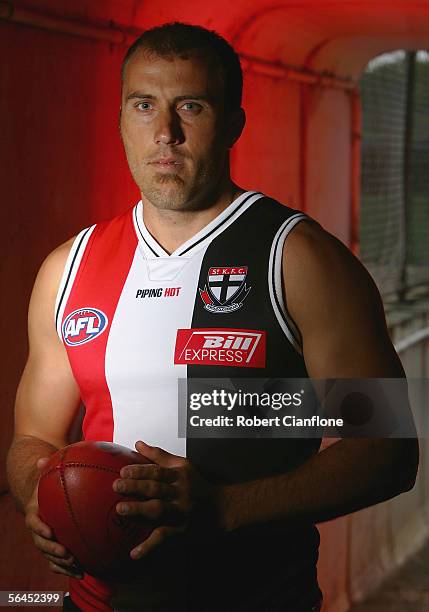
62 308 108 347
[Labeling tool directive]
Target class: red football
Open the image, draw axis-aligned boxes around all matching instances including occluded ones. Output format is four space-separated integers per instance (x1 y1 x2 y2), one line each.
38 440 155 579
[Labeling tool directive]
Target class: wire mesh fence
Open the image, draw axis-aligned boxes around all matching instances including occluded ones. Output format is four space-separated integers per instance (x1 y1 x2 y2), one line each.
359 50 429 302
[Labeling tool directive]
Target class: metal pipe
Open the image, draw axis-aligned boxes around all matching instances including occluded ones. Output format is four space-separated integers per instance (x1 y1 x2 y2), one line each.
1 2 357 93
394 326 429 354
240 53 356 91
0 1 135 45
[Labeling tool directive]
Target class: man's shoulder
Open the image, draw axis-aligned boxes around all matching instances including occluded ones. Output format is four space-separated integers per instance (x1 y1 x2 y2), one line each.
283 217 365 283
252 194 321 235
255 193 305 218
282 215 384 341
40 236 77 281
46 204 136 270
26 204 137 347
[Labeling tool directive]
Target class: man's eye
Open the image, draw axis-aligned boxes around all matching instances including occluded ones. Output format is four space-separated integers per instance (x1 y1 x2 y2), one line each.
179 102 202 113
136 102 153 111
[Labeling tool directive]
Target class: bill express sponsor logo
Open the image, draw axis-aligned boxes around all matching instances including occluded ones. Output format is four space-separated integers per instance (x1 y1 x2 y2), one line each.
62 307 108 347
174 329 266 368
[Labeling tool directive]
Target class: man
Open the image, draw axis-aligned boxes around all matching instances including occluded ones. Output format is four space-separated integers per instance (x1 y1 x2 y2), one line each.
7 22 418 612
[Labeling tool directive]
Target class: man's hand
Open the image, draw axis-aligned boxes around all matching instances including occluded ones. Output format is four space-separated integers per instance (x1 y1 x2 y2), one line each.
113 441 219 559
24 457 83 579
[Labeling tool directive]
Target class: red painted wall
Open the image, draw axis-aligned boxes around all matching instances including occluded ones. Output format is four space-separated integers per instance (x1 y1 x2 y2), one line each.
1 1 428 608
0 19 136 490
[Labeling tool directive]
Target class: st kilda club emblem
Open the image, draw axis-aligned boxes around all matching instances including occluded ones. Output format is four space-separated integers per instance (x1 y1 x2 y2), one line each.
199 266 251 313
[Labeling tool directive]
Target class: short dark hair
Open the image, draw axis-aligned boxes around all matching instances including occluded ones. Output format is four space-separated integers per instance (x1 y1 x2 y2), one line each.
121 22 243 111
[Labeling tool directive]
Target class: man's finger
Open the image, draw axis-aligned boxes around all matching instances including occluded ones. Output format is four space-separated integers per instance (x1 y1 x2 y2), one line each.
25 513 53 540
36 457 50 471
119 464 178 482
116 498 164 520
130 526 181 559
44 553 76 568
33 534 70 558
113 477 176 500
135 441 182 467
48 561 83 579
116 499 184 524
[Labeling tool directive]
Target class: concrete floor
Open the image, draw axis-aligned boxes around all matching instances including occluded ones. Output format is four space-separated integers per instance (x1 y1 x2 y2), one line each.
349 539 429 612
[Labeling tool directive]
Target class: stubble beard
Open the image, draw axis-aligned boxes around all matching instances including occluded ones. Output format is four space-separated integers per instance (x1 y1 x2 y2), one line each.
138 158 223 212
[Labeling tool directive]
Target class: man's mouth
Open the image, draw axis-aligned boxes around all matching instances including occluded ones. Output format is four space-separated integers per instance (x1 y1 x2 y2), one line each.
150 158 183 166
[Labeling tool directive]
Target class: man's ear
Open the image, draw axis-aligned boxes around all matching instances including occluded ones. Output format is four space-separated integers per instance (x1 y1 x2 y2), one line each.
227 107 246 148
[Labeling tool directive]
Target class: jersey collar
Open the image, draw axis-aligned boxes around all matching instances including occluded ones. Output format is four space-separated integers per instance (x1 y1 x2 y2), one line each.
132 190 264 259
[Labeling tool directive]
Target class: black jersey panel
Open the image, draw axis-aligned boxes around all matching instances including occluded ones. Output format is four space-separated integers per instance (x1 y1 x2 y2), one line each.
186 197 322 485
184 198 322 607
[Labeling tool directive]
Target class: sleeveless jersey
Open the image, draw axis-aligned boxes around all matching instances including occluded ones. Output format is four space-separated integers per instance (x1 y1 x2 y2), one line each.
55 191 323 611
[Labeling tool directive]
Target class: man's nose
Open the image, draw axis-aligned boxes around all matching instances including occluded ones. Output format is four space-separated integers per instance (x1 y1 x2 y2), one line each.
153 109 184 146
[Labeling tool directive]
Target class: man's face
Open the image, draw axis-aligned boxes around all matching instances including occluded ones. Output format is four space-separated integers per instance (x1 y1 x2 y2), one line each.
120 51 235 211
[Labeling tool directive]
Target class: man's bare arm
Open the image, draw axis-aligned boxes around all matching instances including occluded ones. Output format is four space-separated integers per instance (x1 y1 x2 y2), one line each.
218 220 419 532
7 238 80 507
6 238 84 578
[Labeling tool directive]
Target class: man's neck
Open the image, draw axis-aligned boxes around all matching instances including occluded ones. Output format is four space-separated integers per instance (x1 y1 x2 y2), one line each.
141 183 245 255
